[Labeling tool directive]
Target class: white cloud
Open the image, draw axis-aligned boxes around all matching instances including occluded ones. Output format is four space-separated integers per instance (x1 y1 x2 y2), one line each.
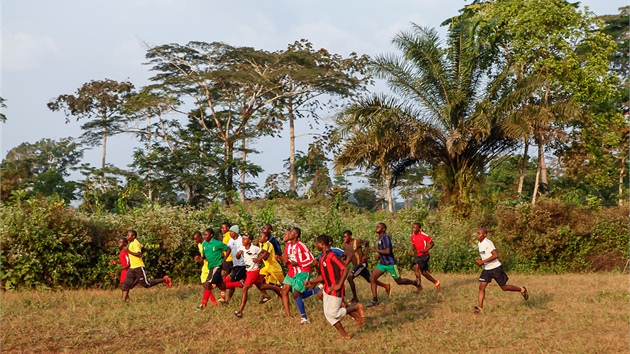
1 29 64 72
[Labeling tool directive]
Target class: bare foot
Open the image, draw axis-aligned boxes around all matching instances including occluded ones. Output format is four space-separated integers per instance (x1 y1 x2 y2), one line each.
356 303 365 327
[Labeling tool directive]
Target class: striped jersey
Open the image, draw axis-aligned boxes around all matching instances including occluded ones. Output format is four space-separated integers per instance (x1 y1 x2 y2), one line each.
319 249 346 298
377 233 396 265
284 240 314 277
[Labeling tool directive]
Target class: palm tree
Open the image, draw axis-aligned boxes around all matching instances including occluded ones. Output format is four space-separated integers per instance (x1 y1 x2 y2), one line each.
336 19 519 206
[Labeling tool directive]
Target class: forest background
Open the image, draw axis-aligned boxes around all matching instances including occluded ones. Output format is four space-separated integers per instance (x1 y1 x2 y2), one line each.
1 0 628 290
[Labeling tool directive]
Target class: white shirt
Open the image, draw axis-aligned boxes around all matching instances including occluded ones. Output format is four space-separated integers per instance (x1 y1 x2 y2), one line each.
239 245 262 270
478 238 501 270
228 236 245 267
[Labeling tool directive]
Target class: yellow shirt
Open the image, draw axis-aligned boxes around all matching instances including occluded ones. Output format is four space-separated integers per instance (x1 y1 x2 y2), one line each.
198 243 209 283
261 241 282 273
222 233 232 262
128 239 145 269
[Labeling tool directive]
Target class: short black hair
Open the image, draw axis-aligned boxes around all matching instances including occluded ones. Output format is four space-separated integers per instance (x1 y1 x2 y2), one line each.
343 230 352 236
193 231 202 238
292 227 302 238
127 230 138 237
260 231 271 239
119 237 128 245
478 227 488 234
413 222 422 228
316 234 329 244
221 222 231 228
205 228 215 235
263 223 273 231
377 222 387 230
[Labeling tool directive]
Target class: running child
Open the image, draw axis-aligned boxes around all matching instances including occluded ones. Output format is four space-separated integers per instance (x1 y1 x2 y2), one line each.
121 230 172 302
261 224 283 256
193 231 209 284
367 223 421 307
199 228 229 309
220 222 233 279
342 230 390 303
307 234 365 339
233 234 281 318
258 231 284 302
410 223 441 291
280 227 315 324
474 227 528 313
109 238 130 287
222 225 247 303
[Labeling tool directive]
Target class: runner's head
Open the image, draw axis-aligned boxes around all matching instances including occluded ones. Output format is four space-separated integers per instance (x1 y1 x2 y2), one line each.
316 234 330 252
342 230 353 243
476 227 488 241
261 224 273 233
259 231 271 244
242 233 252 247
193 231 203 244
220 222 231 235
412 223 422 234
126 230 137 242
203 228 215 242
118 237 128 249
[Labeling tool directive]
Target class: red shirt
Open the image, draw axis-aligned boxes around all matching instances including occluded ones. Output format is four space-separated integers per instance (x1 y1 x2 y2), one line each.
284 240 314 277
319 250 346 298
411 232 433 256
119 250 130 284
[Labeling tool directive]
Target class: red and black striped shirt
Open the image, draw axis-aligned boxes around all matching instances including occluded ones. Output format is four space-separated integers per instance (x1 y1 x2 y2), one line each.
319 249 346 298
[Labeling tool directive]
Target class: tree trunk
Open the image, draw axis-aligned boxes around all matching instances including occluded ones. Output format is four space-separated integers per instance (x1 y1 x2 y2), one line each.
385 174 394 213
240 137 246 204
147 116 153 201
226 140 234 205
619 164 625 207
289 100 296 192
517 139 529 196
101 126 107 168
532 136 546 205
532 165 540 205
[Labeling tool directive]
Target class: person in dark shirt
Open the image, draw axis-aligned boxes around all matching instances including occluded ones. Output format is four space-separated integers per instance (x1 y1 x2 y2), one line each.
307 234 365 339
367 223 421 307
261 224 282 256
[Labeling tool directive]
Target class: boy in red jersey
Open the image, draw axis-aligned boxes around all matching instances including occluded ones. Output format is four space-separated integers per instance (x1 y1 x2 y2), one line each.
110 238 130 287
280 227 314 324
307 234 365 339
410 223 440 291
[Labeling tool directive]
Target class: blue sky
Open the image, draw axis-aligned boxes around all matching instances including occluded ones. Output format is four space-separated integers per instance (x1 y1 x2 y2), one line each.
1 0 625 194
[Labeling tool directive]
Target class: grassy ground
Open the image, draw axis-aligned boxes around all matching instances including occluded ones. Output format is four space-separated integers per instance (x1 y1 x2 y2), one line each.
2 272 628 353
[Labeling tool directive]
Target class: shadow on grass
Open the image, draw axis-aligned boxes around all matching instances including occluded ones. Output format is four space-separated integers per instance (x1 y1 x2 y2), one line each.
441 276 478 289
359 289 435 331
523 291 554 309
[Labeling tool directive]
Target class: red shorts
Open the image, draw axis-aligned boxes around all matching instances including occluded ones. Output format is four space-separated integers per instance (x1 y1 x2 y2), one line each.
244 270 264 287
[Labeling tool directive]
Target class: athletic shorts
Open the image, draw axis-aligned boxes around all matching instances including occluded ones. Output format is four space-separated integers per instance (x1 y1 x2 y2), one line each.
414 254 430 271
479 266 509 286
231 266 247 282
244 270 264 287
200 267 209 284
122 267 156 291
204 266 223 285
375 263 400 280
260 267 284 285
283 272 310 293
323 292 347 326
221 260 233 273
350 263 370 282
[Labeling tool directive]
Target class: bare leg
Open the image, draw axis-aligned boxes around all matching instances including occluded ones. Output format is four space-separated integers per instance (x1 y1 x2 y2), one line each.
348 274 359 302
238 286 250 313
421 270 437 284
500 284 522 292
122 290 129 301
478 282 489 309
332 322 351 339
370 269 384 302
281 284 292 316
414 263 421 282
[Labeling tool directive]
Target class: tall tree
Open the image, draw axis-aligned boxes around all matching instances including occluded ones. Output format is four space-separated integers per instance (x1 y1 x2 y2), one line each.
48 79 135 168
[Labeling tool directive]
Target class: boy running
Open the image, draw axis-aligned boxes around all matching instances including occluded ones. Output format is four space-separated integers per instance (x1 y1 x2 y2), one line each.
222 225 247 302
410 223 441 291
367 223 420 307
258 231 285 301
342 230 390 303
121 230 172 302
199 228 228 309
475 228 528 313
307 234 365 339
261 224 283 256
110 238 130 287
280 227 315 324
233 234 281 318
193 231 209 283
220 222 233 279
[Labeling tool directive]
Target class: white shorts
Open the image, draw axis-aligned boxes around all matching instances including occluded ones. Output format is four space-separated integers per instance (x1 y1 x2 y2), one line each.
323 292 347 326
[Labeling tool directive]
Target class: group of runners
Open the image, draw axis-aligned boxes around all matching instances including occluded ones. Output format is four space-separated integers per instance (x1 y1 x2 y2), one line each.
112 222 529 338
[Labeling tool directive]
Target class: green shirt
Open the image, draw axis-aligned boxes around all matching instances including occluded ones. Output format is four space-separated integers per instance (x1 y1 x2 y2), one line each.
203 239 228 269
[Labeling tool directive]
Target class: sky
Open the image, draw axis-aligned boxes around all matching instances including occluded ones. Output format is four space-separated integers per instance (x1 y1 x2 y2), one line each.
1 0 626 196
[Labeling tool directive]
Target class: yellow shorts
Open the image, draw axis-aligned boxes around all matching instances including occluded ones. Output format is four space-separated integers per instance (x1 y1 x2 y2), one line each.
260 267 284 285
200 268 209 284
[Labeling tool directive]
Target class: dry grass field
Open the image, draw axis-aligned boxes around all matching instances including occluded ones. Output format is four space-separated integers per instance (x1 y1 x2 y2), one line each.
2 272 628 353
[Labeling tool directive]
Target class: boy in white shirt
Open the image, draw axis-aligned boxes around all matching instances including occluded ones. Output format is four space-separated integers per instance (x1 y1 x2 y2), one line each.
234 233 280 317
475 228 529 313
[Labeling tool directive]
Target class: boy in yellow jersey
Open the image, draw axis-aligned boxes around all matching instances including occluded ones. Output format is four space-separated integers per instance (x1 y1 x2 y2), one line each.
193 231 209 283
121 230 172 301
258 231 284 303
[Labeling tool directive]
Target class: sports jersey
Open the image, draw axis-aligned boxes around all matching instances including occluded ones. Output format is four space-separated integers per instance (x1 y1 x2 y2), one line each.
203 239 228 268
239 244 262 271
319 249 346 298
377 233 396 265
222 233 233 262
119 249 130 284
268 235 282 256
260 241 283 273
343 239 366 265
128 239 145 268
318 247 344 260
228 236 245 267
478 238 501 270
411 232 433 256
284 240 314 277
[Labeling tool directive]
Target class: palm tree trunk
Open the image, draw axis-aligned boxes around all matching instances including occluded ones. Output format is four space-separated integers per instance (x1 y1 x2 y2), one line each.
240 137 246 204
289 100 296 193
532 137 546 205
518 139 529 196
101 126 107 168
385 174 394 213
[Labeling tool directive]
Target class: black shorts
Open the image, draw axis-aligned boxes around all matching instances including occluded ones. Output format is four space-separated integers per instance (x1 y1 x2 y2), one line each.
414 254 430 271
231 266 246 282
479 266 509 286
205 266 223 285
122 267 155 291
350 263 371 282
221 260 233 273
